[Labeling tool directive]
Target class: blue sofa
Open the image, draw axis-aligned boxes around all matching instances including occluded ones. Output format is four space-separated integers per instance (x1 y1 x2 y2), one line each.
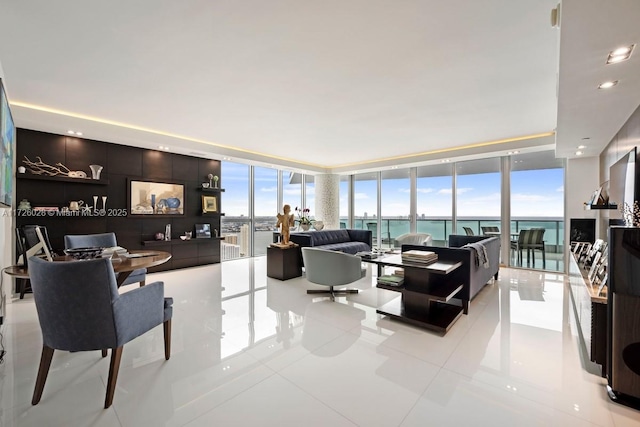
401 234 500 313
289 229 372 255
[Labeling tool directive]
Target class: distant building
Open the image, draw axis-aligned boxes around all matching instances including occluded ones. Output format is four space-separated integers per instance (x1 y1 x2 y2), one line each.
240 224 250 256
221 242 240 260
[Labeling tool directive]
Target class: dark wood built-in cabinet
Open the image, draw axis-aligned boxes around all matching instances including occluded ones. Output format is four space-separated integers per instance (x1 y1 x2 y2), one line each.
15 129 223 272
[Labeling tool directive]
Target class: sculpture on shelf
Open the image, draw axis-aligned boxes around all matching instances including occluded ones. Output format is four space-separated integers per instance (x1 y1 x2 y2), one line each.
275 204 296 246
22 156 86 178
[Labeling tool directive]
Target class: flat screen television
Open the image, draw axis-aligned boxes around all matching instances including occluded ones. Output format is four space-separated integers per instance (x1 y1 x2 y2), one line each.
609 147 637 225
0 78 15 207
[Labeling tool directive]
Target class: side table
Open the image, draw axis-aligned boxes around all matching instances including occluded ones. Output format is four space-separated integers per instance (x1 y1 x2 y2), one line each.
267 245 302 280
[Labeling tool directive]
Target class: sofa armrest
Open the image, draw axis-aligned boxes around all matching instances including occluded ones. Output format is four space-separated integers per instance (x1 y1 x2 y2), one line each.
289 232 312 247
347 229 372 247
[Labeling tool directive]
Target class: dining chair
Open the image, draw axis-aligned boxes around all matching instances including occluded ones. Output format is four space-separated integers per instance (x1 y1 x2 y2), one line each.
302 248 365 299
15 225 55 299
27 256 173 408
64 232 146 287
481 226 499 235
366 222 391 246
463 227 475 236
511 229 546 268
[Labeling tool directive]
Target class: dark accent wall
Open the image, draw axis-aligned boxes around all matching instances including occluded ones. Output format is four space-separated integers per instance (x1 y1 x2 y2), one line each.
16 129 222 272
598 104 640 239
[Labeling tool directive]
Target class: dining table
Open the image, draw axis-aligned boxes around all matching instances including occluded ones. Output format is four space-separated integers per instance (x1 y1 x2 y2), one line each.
2 250 172 289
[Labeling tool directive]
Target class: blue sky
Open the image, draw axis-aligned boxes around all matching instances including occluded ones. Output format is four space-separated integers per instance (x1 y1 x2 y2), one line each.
222 163 564 218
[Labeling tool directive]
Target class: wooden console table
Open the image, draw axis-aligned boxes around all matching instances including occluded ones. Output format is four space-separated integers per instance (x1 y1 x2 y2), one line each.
363 254 464 334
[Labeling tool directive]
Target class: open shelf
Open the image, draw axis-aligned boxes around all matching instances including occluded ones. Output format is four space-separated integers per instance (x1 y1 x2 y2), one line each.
585 203 618 210
376 297 464 334
17 173 109 185
201 212 225 216
142 237 224 246
198 187 225 192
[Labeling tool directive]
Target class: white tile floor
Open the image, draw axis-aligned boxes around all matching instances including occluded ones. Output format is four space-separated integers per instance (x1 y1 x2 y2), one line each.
1 257 639 426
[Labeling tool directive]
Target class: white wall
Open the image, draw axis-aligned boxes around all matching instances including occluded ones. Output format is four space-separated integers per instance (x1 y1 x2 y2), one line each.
565 156 600 264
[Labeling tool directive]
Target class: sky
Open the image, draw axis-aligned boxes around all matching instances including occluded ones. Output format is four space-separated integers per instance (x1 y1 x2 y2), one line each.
221 163 564 219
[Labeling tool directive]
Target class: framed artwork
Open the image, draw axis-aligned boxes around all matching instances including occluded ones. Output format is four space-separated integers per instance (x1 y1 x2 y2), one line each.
195 223 211 238
201 195 217 213
129 179 185 215
0 78 15 207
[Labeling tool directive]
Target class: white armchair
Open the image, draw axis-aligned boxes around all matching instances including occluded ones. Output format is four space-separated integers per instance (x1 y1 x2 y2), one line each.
394 233 433 247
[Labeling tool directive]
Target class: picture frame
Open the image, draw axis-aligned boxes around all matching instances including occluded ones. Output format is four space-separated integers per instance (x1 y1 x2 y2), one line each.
195 223 211 238
129 179 185 215
201 195 217 213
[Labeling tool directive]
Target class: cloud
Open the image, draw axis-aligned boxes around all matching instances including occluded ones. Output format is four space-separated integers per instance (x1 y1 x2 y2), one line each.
439 187 472 195
260 186 277 193
511 193 552 202
354 192 369 200
417 188 435 194
556 186 564 192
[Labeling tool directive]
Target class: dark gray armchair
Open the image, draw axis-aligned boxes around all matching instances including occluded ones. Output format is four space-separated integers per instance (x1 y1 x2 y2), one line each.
302 247 365 299
64 232 146 287
28 256 173 408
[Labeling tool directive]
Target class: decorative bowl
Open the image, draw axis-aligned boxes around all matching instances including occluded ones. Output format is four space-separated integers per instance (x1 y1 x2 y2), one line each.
64 247 104 260
180 235 187 240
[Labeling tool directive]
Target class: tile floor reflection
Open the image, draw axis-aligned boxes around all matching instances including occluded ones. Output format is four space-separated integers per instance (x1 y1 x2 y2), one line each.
0 257 638 426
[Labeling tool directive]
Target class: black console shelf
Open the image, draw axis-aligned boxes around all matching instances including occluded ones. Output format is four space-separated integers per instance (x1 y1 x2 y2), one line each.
17 174 109 185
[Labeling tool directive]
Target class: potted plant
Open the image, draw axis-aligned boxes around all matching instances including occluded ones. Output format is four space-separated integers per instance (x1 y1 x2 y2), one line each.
295 207 312 231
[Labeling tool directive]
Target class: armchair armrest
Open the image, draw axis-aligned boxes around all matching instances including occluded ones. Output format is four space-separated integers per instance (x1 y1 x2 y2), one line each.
113 281 165 346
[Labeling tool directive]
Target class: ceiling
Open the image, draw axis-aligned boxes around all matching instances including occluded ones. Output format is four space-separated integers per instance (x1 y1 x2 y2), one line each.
0 1 637 172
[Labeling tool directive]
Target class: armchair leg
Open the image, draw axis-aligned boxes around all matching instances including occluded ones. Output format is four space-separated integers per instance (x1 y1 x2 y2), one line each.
105 347 123 409
101 349 108 358
139 280 146 287
163 319 172 360
32 346 55 405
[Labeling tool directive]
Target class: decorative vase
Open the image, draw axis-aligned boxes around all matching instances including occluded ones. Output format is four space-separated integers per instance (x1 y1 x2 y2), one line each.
89 164 103 180
102 196 107 211
300 223 311 231
313 221 324 231
93 196 98 212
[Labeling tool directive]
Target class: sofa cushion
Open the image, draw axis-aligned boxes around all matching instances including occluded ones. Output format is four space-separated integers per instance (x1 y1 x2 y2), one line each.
320 241 371 254
308 229 351 246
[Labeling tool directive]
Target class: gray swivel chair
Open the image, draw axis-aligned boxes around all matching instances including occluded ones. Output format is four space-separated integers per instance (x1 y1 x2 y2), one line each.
463 227 475 236
65 232 146 287
302 247 365 299
28 256 173 408
394 233 433 248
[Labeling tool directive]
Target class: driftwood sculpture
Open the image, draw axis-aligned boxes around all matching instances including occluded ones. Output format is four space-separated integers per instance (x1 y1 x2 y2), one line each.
23 156 73 176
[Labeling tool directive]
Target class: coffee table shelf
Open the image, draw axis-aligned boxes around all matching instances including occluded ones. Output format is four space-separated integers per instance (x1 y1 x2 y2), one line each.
365 254 465 335
376 298 464 334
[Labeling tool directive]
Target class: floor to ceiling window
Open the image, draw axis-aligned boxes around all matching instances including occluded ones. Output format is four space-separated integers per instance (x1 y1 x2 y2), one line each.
510 151 565 272
305 175 315 222
456 158 501 236
353 172 379 243
221 162 250 259
417 163 453 246
283 171 302 229
253 166 278 256
381 169 410 248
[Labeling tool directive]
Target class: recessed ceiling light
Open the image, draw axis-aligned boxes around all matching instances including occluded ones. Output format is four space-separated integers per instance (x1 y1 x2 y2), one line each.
507 151 520 155
67 130 75 134
576 151 583 156
75 132 83 136
578 145 586 149
598 80 618 89
612 46 633 56
441 159 450 163
607 45 634 64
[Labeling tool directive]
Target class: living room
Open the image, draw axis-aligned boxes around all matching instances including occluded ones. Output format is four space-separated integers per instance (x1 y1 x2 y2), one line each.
1 1 640 426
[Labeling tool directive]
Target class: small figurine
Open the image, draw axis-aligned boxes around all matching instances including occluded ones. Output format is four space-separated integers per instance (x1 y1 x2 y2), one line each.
276 204 296 246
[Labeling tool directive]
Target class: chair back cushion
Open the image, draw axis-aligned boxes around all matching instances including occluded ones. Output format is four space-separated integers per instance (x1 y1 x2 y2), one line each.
520 229 545 246
308 229 351 245
301 248 363 286
28 256 119 351
65 232 118 249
